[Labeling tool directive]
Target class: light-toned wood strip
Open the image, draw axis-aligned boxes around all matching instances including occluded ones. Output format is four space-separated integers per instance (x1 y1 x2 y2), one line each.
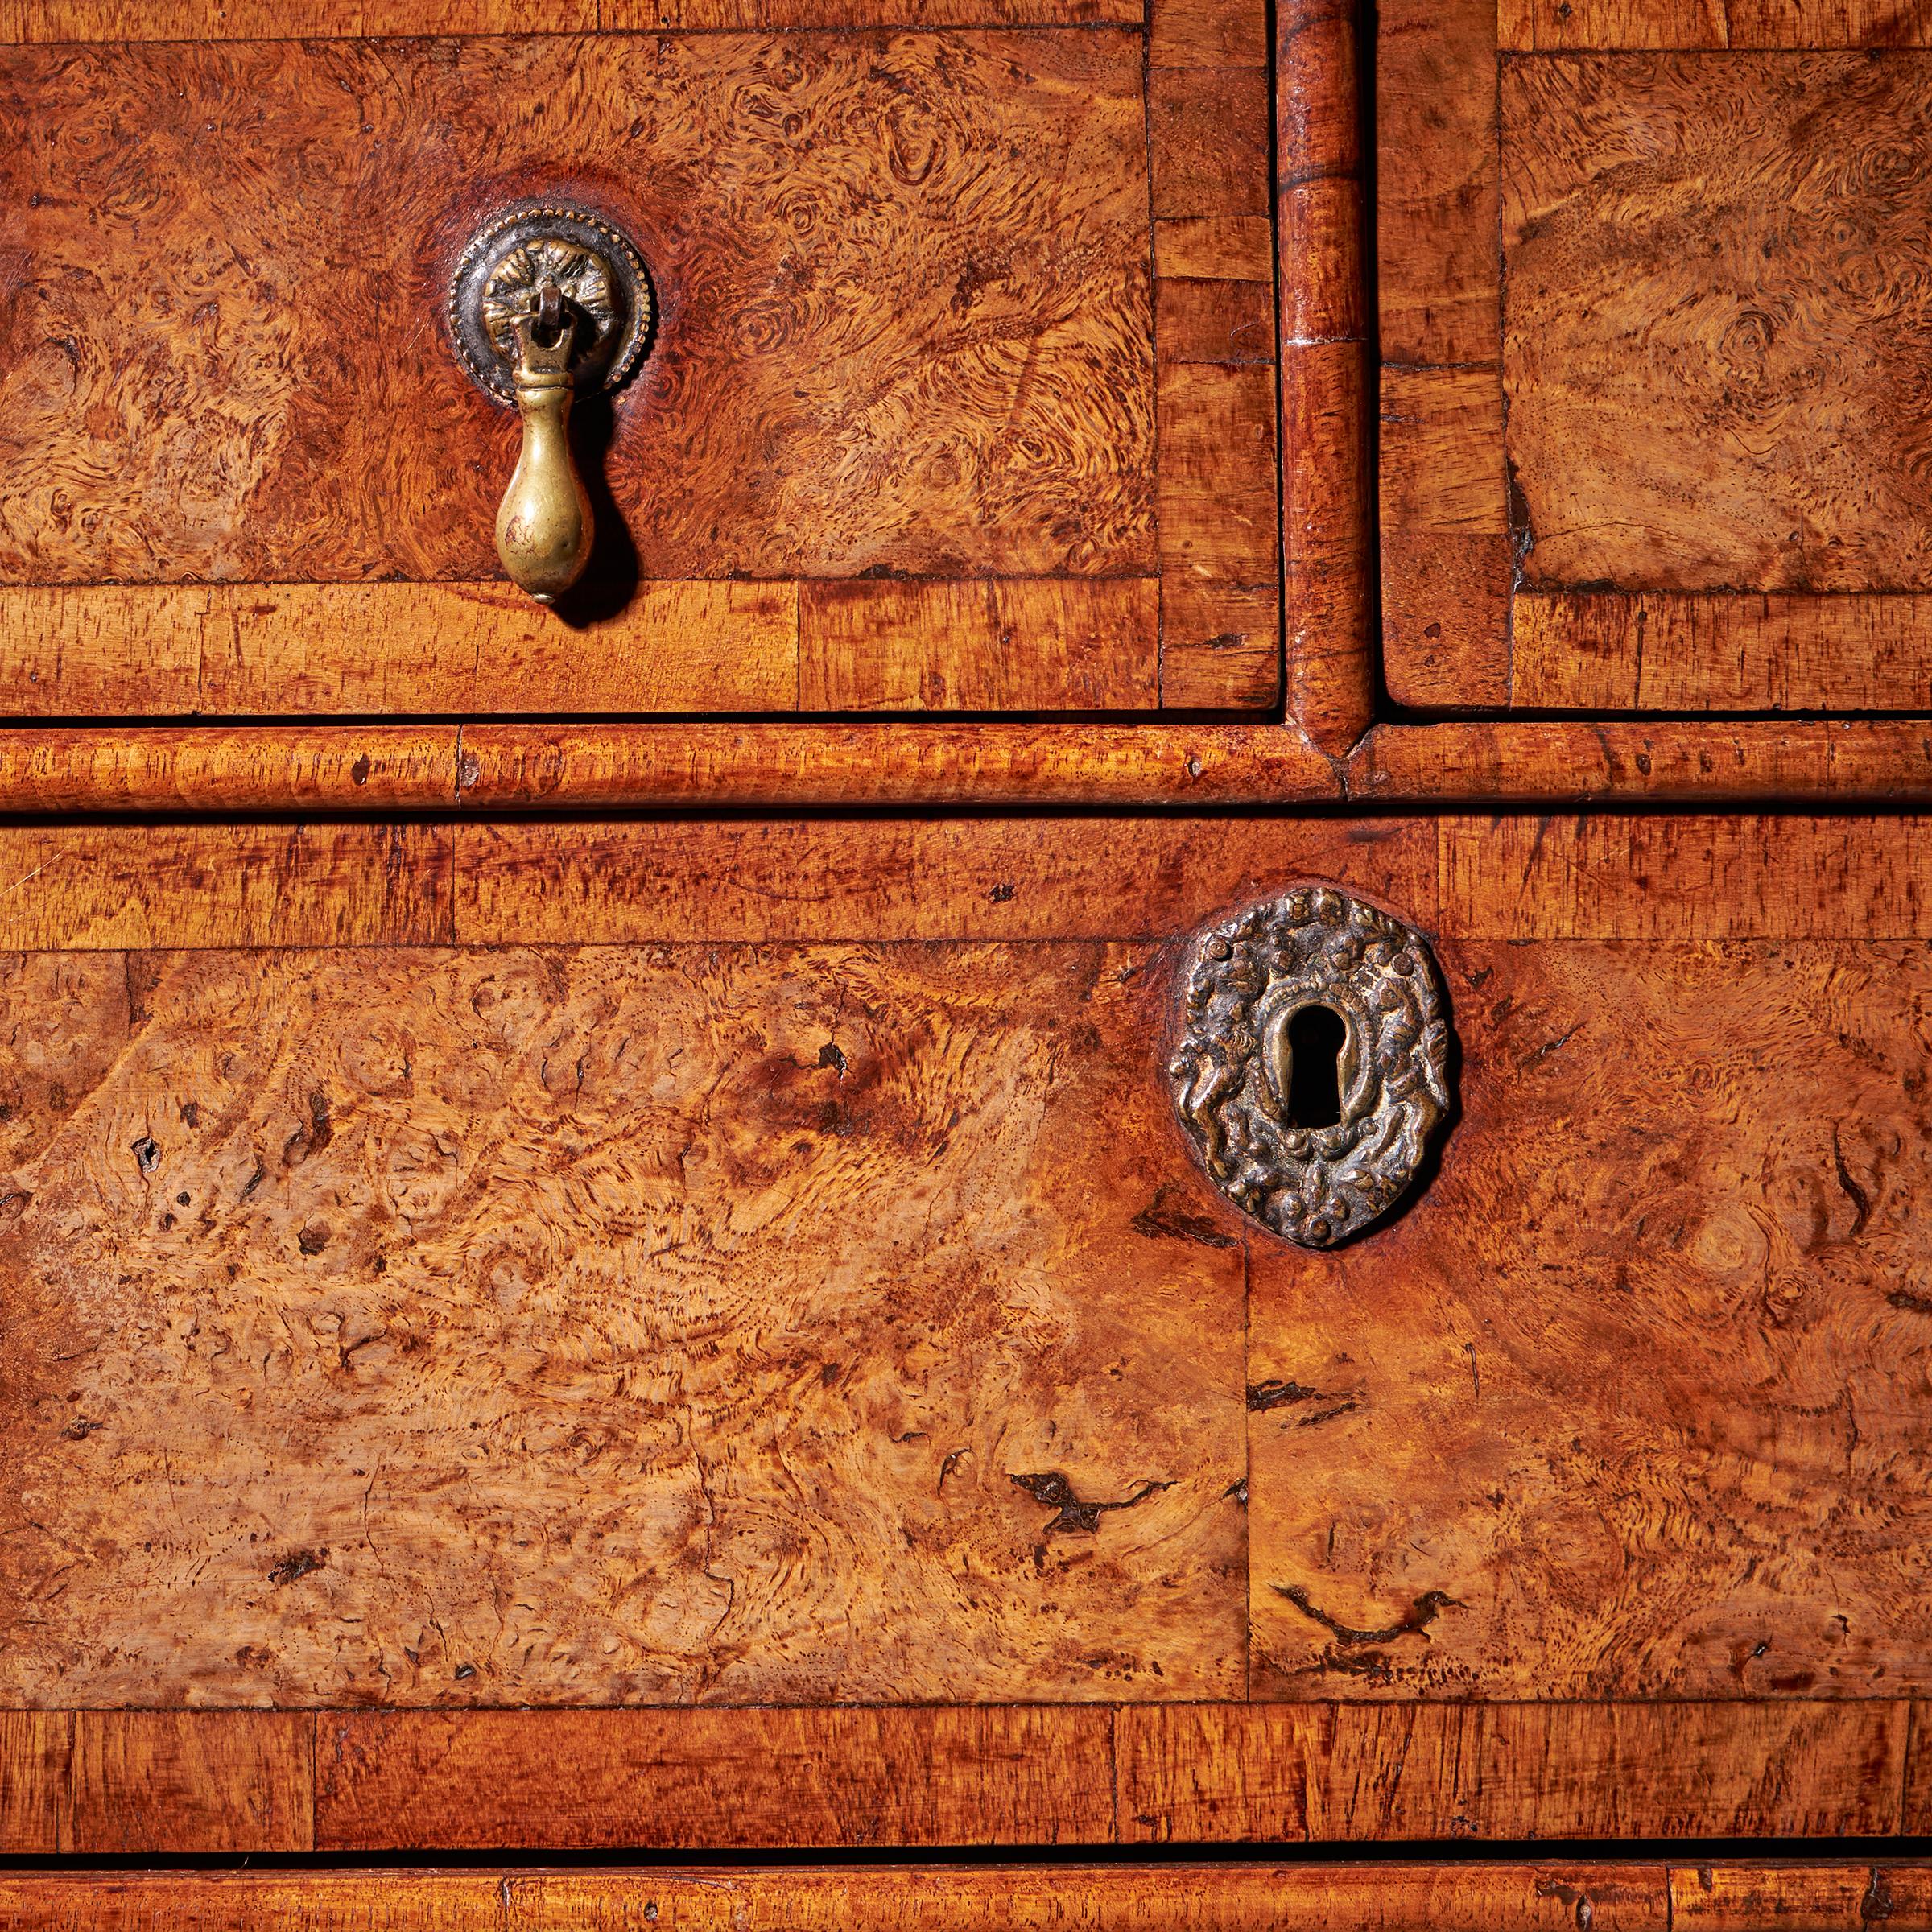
208 582 801 716
455 720 1932 811
510 1867 1664 1931
0 1712 67 1853
1149 0 1266 67
0 0 1141 46
0 824 455 952
1158 361 1281 708
1148 65 1273 221
0 586 208 717
1438 813 1932 939
0 1872 502 1932
0 816 1913 952
1380 366 1513 708
1499 0 1932 48
1282 337 1370 750
456 817 1437 945
0 584 797 718
0 721 1927 815
1153 216 1274 281
456 722 1340 807
1277 4 1372 755
1909 1700 1932 1831
1673 1866 1932 1931
1353 720 1932 806
798 579 1158 712
1118 1703 1908 1842
1282 178 1365 349
0 1865 1673 1932
68 1713 312 1855
316 1710 1114 1850
1514 592 1932 711
0 726 456 812
1157 279 1274 365
1378 0 1501 367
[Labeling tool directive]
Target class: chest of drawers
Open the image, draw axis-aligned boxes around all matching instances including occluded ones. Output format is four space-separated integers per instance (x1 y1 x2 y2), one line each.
2 0 1930 1919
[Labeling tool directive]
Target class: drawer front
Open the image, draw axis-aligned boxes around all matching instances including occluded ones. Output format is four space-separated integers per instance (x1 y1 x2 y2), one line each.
0 6 1276 715
0 812 1928 1730
1381 0 1932 713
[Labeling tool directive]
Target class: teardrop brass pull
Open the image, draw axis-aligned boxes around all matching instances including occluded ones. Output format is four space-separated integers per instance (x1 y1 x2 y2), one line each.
496 299 592 605
448 206 654 606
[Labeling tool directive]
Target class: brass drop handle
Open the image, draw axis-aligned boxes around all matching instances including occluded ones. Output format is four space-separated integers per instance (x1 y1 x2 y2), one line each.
448 205 654 607
497 292 592 605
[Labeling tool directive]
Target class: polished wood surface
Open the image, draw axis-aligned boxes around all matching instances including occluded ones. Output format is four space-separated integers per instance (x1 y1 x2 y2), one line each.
0 32 1151 589
0 816 1925 1730
2 1703 1923 1849
1499 0 1932 47
1277 0 1373 752
0 1864 1682 1932
0 6 1278 716
1378 0 1932 712
2 0 1137 34
0 935 1242 1704
1119 1701 1908 1841
1505 53 1932 593
5 720 1932 813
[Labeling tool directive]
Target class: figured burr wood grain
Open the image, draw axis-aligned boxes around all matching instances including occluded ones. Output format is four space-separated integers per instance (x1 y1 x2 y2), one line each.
1499 0 1932 47
1250 936 1932 1699
1504 52 1932 596
1117 1701 1907 1841
0 942 1245 1706
0 0 1136 38
0 33 1153 588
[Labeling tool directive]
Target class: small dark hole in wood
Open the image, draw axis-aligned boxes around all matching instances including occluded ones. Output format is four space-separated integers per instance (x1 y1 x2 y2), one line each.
1286 1005 1347 1129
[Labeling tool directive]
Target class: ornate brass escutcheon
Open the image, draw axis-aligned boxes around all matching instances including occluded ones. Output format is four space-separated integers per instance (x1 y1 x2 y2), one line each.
1168 886 1451 1247
448 205 654 604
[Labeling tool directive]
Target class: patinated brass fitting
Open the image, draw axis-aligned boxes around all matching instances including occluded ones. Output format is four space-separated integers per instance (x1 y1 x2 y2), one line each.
448 205 653 605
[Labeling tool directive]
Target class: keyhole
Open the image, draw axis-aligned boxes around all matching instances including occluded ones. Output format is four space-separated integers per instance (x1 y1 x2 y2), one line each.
1286 1005 1347 1128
